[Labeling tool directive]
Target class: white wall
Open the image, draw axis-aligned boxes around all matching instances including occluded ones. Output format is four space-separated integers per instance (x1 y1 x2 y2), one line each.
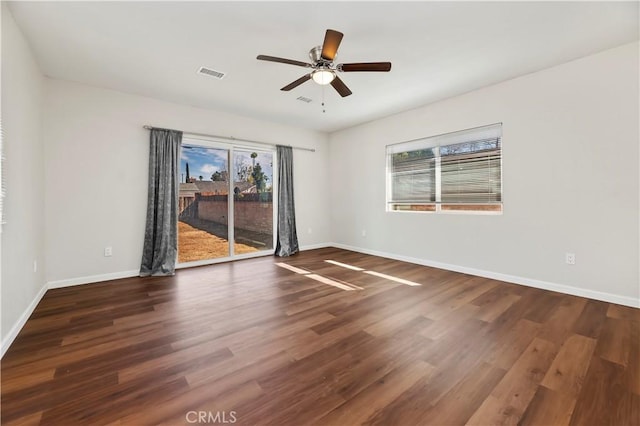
1 3 47 348
43 79 330 285
329 42 640 307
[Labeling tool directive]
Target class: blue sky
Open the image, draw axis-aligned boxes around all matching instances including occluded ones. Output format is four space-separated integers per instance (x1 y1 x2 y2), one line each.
180 145 273 183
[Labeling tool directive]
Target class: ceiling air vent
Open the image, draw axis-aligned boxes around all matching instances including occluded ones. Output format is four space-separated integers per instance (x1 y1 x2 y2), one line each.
197 67 226 80
296 96 313 103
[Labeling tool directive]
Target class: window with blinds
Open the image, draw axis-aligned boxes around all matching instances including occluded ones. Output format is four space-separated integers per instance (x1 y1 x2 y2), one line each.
386 123 502 214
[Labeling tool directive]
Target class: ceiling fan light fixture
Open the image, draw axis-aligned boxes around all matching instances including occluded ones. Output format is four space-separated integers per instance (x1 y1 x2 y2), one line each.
257 29 391 97
311 69 335 85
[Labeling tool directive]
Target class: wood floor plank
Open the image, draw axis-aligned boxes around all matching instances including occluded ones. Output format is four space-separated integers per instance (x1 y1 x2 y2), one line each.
521 290 562 324
2 411 43 426
470 284 514 307
607 303 640 322
117 345 233 384
595 317 632 367
229 311 335 353
334 327 434 401
466 337 557 425
117 378 259 425
628 319 640 395
183 348 294 389
366 321 499 425
570 357 640 426
158 380 263 426
536 296 587 345
39 375 188 425
423 317 488 366
420 303 480 340
0 368 56 394
362 304 427 337
235 353 355 424
484 318 541 370
418 362 507 425
313 360 435 426
490 338 557 399
1 248 638 426
572 299 609 339
187 350 294 392
541 333 597 396
475 293 522 323
2 373 120 424
422 274 482 309
518 387 577 426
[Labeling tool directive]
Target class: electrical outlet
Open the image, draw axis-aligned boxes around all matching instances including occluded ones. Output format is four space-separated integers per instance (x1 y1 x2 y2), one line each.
565 252 575 265
104 246 113 257
33 260 37 273
307 228 313 234
361 229 367 237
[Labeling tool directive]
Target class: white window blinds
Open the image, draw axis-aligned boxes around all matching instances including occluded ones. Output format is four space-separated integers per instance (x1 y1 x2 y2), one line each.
386 123 502 213
388 148 436 211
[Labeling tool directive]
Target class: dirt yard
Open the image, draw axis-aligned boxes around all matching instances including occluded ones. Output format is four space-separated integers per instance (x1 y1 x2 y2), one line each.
178 221 258 263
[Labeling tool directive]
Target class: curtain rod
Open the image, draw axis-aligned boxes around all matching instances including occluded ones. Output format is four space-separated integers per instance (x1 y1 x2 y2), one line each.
143 125 315 153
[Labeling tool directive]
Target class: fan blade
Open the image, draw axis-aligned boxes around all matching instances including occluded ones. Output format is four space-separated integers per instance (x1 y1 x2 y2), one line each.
257 55 312 68
321 29 344 61
339 62 392 72
330 76 352 97
281 74 312 91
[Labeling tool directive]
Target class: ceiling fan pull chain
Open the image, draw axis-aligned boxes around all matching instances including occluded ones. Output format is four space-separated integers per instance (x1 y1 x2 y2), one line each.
322 85 326 113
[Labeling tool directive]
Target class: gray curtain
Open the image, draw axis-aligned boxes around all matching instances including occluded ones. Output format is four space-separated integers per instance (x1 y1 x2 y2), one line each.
275 145 299 257
140 128 182 276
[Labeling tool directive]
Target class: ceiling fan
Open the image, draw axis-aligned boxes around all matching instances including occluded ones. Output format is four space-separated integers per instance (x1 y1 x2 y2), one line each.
257 29 392 97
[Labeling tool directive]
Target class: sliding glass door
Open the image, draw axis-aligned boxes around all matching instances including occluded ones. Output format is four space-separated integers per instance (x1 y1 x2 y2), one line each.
233 149 274 254
177 139 275 265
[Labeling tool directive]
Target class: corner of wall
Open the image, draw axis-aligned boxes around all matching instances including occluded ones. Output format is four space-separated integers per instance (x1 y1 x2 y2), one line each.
0 283 47 358
1 2 48 355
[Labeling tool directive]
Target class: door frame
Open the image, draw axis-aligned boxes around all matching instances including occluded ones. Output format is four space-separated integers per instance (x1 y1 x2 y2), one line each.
176 135 277 269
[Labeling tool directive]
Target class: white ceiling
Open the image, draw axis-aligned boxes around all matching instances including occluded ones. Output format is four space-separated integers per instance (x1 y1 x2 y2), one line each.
7 1 639 133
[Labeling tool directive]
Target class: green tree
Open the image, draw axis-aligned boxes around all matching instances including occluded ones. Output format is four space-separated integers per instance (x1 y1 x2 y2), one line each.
251 162 268 193
211 170 228 181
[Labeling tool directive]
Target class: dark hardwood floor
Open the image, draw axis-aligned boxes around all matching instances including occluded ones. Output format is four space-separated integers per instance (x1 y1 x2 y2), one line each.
1 248 638 425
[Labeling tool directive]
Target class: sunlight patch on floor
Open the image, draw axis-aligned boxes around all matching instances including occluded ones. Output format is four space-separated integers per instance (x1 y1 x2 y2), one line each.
276 259 422 291
306 274 363 291
275 262 311 275
364 270 422 286
324 260 365 271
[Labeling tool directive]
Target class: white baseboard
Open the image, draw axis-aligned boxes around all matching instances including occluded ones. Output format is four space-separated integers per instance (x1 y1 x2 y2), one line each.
47 245 332 288
300 242 333 251
47 242 331 288
331 243 640 308
1 283 48 358
47 269 139 289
